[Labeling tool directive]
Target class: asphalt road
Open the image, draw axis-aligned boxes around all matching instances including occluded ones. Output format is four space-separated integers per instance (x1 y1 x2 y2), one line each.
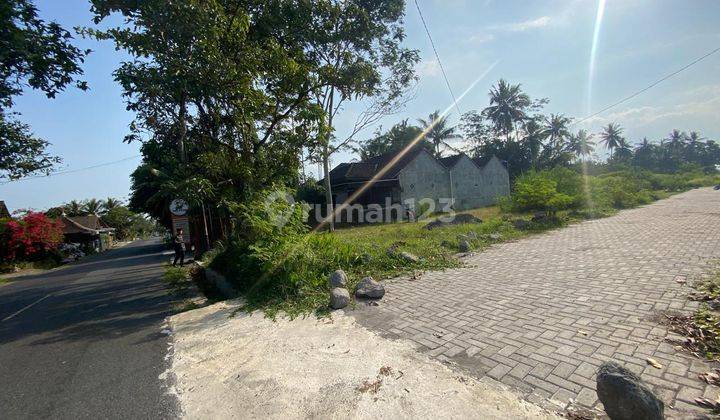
0 239 179 419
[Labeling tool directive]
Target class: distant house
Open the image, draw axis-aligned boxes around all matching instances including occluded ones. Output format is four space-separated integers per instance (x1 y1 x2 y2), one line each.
61 215 115 251
328 145 510 221
0 201 10 219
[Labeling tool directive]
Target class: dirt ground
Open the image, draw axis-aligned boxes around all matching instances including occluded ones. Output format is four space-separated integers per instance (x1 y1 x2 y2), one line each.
165 300 559 419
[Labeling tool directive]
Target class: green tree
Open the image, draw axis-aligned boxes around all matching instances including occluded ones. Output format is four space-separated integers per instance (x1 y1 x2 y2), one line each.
599 123 624 158
566 129 595 160
102 197 123 213
0 0 88 179
356 119 429 160
63 200 84 217
483 79 531 143
87 0 332 232
541 114 572 148
83 198 103 215
305 0 419 231
666 129 686 154
417 110 459 157
614 138 633 161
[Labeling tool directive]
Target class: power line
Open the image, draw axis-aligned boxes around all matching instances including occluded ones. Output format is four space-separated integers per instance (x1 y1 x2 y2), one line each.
575 45 720 125
1 154 142 185
414 0 462 116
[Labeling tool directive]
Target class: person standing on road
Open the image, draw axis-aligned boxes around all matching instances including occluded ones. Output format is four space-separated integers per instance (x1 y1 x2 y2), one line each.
173 228 186 266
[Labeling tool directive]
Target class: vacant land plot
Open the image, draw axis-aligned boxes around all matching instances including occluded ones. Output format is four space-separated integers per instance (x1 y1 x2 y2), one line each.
350 188 720 417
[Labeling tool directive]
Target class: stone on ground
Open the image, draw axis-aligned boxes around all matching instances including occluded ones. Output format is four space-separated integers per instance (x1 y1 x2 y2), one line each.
355 277 385 299
596 361 664 420
458 240 471 253
330 287 350 309
399 251 419 263
329 269 347 288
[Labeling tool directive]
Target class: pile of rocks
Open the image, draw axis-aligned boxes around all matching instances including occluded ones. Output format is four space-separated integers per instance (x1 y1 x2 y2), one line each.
328 269 385 310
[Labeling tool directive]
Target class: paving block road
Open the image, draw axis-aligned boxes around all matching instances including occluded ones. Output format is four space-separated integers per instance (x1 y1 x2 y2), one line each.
351 188 720 416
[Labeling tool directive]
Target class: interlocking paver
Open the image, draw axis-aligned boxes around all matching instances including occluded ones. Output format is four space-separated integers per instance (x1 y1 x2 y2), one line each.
351 188 720 416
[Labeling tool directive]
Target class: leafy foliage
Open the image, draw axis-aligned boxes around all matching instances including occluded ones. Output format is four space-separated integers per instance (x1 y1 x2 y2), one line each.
0 0 88 179
507 171 574 214
0 212 63 262
356 119 430 160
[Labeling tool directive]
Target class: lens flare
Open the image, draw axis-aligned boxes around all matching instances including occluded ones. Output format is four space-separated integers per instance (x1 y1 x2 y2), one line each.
586 0 607 117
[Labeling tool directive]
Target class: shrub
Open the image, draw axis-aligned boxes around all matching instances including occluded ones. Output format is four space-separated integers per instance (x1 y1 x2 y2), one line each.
208 187 363 314
0 212 64 263
544 167 585 208
509 171 574 214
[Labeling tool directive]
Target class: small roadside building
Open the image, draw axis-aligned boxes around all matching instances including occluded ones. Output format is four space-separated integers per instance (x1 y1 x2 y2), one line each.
328 145 510 221
60 215 115 252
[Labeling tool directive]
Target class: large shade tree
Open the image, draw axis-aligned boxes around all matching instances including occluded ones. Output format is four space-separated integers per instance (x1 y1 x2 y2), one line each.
0 0 88 179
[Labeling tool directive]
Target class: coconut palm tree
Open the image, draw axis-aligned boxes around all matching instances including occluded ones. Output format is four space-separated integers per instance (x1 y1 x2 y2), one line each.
83 198 103 215
521 119 545 167
567 129 595 160
614 138 633 161
541 113 572 148
686 131 705 159
63 200 85 216
666 129 686 154
418 110 459 157
482 79 531 143
599 123 624 157
103 197 123 213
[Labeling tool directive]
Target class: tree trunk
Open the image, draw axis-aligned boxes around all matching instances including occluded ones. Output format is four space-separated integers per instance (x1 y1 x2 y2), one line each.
322 147 334 232
322 87 336 232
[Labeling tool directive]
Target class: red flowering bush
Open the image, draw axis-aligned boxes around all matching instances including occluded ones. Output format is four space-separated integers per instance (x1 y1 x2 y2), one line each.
0 212 64 262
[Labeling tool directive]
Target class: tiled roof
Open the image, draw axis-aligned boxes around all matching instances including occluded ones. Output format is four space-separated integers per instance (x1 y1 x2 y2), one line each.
61 215 113 235
329 144 428 185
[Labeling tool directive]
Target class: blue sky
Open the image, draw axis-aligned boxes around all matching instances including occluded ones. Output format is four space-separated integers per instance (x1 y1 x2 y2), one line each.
3 0 719 212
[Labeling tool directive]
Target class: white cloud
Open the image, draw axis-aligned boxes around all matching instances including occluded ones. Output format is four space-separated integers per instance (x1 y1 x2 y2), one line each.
468 33 495 44
416 59 441 77
490 16 551 32
580 89 720 128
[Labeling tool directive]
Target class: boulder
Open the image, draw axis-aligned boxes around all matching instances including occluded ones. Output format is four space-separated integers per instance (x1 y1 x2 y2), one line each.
355 277 385 299
596 361 664 420
399 251 419 263
458 240 471 252
329 269 348 288
329 287 351 309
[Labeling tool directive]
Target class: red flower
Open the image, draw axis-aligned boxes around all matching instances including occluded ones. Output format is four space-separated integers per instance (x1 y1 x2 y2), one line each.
0 212 63 262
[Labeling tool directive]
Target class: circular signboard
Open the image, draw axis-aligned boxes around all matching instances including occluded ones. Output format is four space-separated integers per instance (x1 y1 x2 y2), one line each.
169 198 189 216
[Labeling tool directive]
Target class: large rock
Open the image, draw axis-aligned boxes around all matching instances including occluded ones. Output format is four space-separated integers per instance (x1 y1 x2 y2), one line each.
328 269 347 288
329 287 350 309
596 361 664 420
355 277 385 299
399 251 419 263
